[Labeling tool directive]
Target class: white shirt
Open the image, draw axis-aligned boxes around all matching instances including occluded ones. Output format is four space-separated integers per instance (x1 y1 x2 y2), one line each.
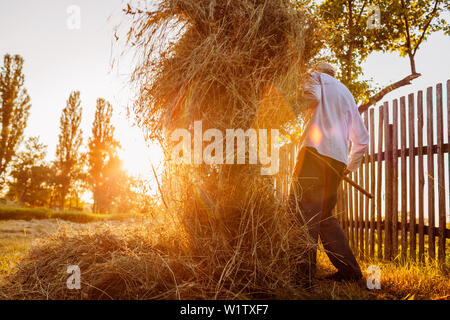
302 72 369 172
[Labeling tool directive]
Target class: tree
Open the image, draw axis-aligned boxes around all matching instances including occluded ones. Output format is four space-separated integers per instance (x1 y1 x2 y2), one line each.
55 91 84 210
102 155 129 213
7 137 54 207
317 0 375 103
0 54 32 186
315 0 449 109
358 0 449 111
88 98 121 213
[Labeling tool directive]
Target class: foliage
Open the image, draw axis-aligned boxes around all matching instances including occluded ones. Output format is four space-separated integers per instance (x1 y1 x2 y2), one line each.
315 0 449 106
317 0 376 103
55 91 84 210
87 98 124 213
6 137 55 207
0 54 31 185
0 204 134 223
372 0 449 70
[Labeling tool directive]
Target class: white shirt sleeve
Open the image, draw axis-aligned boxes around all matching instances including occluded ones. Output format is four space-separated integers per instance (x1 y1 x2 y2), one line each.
346 106 369 172
302 72 321 110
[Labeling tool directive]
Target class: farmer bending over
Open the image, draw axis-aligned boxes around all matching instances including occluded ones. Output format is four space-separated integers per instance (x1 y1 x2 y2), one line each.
289 62 369 285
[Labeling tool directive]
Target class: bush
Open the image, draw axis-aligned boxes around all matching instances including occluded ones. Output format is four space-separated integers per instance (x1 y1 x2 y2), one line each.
0 205 132 223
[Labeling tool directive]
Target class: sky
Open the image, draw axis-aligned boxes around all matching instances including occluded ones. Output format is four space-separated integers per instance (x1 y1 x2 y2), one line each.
0 1 449 215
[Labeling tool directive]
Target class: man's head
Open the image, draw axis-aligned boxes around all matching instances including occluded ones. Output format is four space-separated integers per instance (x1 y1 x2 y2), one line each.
314 62 337 78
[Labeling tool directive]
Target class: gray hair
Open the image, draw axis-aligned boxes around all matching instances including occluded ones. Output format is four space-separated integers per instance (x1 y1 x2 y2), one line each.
315 62 337 77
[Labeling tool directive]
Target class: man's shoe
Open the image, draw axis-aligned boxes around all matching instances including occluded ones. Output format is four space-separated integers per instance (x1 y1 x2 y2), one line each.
323 271 362 282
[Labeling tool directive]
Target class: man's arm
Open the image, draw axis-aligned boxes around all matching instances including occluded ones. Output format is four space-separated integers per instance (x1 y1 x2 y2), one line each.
301 72 321 110
346 106 369 172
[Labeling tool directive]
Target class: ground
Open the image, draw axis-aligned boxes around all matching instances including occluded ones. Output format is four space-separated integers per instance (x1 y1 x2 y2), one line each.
0 219 448 300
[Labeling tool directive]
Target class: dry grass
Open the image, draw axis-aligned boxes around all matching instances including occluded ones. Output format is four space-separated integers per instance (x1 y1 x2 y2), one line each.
313 251 450 300
0 238 29 277
124 0 323 140
0 218 448 300
0 211 312 300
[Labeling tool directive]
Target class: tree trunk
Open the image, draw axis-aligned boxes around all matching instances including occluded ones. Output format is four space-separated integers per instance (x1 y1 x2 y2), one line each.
408 53 416 74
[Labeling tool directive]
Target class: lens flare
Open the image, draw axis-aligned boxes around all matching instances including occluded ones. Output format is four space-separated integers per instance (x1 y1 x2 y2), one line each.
309 124 323 147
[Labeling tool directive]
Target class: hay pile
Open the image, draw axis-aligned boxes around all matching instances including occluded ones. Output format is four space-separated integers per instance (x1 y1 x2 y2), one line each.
127 0 323 137
0 0 324 299
125 0 324 229
0 213 312 300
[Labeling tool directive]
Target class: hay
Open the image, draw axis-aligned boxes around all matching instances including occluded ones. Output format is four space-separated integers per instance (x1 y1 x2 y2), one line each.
0 211 312 300
123 0 324 238
124 0 324 234
126 0 323 138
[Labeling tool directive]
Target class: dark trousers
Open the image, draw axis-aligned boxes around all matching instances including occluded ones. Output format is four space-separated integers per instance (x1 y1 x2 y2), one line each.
288 147 362 280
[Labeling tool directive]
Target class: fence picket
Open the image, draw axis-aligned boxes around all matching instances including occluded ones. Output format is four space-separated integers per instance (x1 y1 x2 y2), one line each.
436 83 446 263
448 80 450 264
384 102 393 260
392 100 399 258
408 93 416 262
349 172 355 249
343 182 349 239
427 87 435 260
370 109 376 259
400 96 408 261
359 160 364 259
417 91 425 263
364 111 370 258
377 105 384 260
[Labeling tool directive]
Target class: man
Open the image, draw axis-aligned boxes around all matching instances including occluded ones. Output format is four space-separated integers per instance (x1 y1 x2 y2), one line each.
289 62 369 284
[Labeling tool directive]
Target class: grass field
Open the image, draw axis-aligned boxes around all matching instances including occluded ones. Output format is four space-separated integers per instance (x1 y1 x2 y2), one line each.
346 230 450 265
311 251 449 300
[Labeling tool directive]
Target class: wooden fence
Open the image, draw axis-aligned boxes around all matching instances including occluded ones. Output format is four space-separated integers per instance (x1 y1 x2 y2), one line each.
275 80 450 264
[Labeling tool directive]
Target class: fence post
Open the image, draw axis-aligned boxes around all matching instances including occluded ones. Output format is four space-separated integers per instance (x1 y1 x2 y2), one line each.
436 83 446 264
359 156 364 259
447 80 450 265
408 93 416 262
354 170 360 254
364 111 370 259
377 105 384 260
417 90 425 263
426 87 435 260
400 96 408 261
343 182 349 239
384 103 393 260
349 171 355 249
392 100 399 259
370 108 376 259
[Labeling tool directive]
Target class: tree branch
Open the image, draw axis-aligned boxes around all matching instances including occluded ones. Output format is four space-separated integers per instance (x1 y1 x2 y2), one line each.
413 0 441 56
356 0 368 25
400 0 413 54
358 73 421 113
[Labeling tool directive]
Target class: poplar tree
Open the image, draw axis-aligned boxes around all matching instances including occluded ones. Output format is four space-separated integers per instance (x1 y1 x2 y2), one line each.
0 54 31 186
55 91 83 210
88 98 121 213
